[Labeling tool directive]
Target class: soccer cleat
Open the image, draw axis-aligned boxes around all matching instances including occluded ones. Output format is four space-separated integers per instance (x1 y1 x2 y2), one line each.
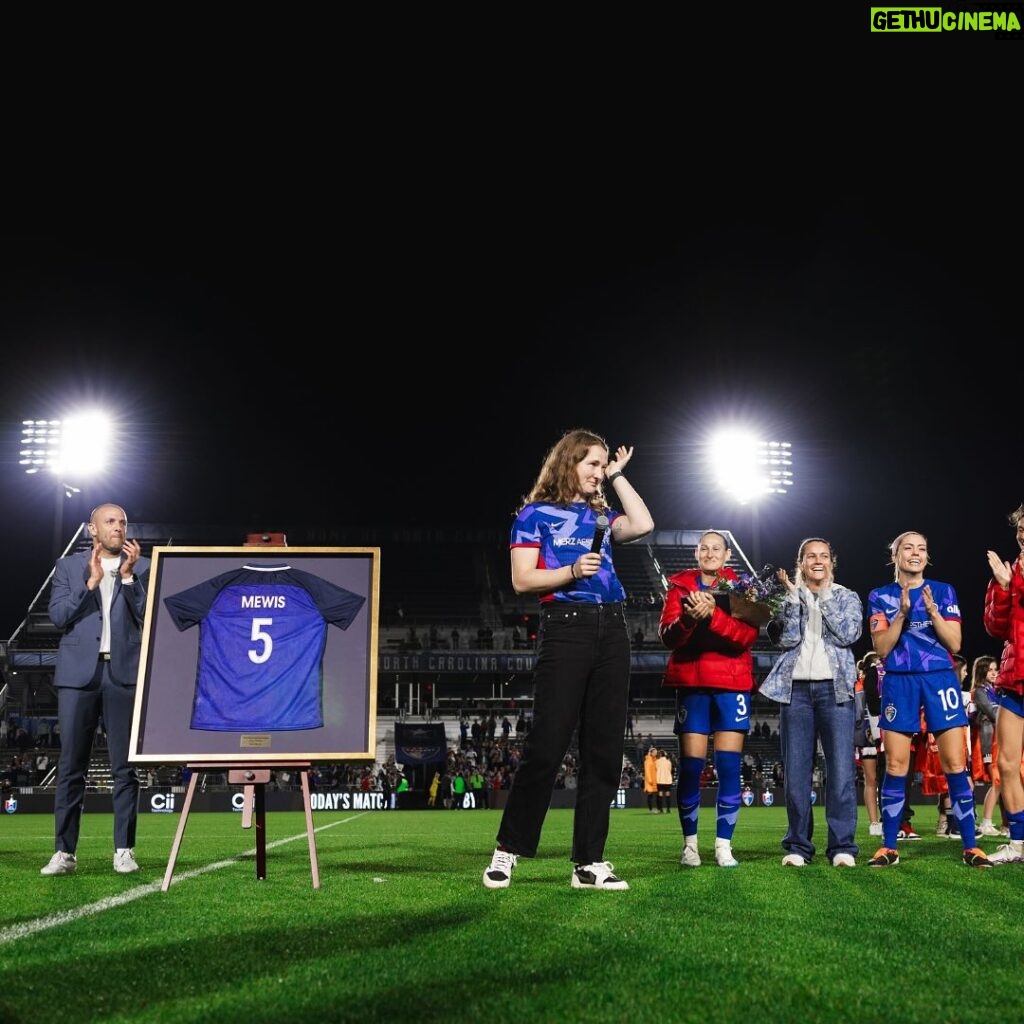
483 849 518 889
868 822 883 837
896 826 921 841
782 853 806 867
40 851 77 876
680 843 701 868
832 853 856 868
572 861 629 890
868 848 900 868
714 841 739 868
962 847 992 868
987 843 1024 864
114 848 140 874
977 822 1002 838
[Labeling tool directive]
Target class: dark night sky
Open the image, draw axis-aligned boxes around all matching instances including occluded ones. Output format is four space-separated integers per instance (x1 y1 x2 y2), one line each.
1 197 1020 660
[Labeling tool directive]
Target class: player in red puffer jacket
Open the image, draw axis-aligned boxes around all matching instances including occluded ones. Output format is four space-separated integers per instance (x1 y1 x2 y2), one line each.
659 531 759 869
984 502 1024 863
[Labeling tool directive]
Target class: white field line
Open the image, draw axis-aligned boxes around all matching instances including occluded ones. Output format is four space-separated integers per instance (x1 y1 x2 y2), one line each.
0 815 364 946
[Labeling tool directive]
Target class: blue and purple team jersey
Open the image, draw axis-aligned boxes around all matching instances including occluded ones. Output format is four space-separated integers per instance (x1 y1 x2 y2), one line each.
867 578 959 673
510 502 625 604
164 564 366 732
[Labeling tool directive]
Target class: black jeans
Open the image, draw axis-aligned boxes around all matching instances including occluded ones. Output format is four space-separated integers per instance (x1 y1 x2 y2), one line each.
496 602 630 864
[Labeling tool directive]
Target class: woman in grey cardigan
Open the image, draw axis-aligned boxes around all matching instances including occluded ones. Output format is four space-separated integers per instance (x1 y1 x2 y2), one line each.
760 537 863 867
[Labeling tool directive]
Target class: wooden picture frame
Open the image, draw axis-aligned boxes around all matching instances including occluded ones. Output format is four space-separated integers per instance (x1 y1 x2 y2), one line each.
129 546 379 763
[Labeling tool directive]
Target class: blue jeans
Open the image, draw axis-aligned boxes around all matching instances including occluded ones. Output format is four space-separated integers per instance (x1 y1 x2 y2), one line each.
496 602 630 864
780 681 858 862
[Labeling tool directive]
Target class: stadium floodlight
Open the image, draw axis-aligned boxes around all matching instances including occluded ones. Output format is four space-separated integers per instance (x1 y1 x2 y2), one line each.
20 412 112 479
20 411 115 554
709 431 794 504
708 430 795 571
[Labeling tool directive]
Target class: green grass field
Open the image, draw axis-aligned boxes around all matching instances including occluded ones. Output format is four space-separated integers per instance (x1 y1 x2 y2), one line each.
1 804 1021 1024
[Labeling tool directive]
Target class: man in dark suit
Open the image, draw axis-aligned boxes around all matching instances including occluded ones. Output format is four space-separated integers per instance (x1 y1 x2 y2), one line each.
41 504 149 876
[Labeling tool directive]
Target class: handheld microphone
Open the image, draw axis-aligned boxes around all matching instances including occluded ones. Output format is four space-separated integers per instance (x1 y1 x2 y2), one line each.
591 514 610 554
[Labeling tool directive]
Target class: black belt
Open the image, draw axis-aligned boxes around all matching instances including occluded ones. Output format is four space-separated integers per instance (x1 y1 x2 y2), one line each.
99 653 111 661
541 602 624 618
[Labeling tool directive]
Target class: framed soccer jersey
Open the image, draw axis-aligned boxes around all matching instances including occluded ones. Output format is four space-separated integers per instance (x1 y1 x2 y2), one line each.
129 547 380 762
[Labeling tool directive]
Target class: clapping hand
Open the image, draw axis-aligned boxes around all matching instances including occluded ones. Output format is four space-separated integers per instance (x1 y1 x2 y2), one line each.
121 539 141 578
682 590 715 621
987 549 1013 589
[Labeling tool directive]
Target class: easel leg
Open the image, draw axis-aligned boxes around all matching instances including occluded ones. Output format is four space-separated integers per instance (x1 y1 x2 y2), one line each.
300 769 320 889
255 782 267 880
241 784 255 829
162 771 201 892
162 765 318 890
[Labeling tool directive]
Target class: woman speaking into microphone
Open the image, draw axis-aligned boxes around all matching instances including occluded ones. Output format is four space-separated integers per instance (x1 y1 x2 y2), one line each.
482 428 654 891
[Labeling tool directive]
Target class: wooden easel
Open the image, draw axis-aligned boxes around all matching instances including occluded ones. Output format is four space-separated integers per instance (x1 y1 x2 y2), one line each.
161 761 320 891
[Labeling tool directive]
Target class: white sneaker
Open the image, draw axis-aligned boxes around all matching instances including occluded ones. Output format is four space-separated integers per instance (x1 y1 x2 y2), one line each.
782 853 806 867
715 840 739 868
40 851 76 876
832 853 856 868
680 843 701 868
868 822 883 837
482 849 517 888
572 861 629 890
113 848 140 874
988 842 1024 864
978 823 1001 837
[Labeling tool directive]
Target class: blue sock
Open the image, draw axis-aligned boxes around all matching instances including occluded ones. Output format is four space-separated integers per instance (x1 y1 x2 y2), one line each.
715 750 742 842
678 756 703 838
880 773 907 848
945 770 977 847
1008 809 1024 843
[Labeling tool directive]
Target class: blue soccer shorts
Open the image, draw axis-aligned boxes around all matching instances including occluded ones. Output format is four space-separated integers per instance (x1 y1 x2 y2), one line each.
673 688 750 735
880 669 968 733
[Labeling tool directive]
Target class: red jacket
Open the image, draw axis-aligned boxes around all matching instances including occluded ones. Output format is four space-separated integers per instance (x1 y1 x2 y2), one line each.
659 567 759 692
984 559 1024 696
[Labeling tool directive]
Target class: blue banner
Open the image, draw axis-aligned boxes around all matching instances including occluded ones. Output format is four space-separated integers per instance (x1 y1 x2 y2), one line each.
393 723 448 764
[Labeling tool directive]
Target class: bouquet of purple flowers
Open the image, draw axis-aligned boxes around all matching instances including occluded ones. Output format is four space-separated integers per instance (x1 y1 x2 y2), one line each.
711 565 787 627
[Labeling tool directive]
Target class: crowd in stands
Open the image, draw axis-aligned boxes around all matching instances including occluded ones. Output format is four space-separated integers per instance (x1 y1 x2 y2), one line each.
2 704 793 802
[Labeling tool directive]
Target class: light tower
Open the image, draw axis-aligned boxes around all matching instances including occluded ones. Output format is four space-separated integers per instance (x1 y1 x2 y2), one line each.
708 431 794 569
20 412 114 556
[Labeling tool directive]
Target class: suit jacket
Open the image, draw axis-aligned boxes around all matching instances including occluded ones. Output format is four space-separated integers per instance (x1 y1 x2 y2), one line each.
48 550 150 688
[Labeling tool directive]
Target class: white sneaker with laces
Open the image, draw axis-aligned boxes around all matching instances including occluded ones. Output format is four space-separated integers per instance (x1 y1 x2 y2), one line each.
41 851 76 876
114 848 140 874
832 853 856 868
482 849 518 888
680 843 701 868
715 840 739 868
988 842 1024 864
782 853 806 867
978 822 1001 837
868 822 883 837
571 861 629 890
